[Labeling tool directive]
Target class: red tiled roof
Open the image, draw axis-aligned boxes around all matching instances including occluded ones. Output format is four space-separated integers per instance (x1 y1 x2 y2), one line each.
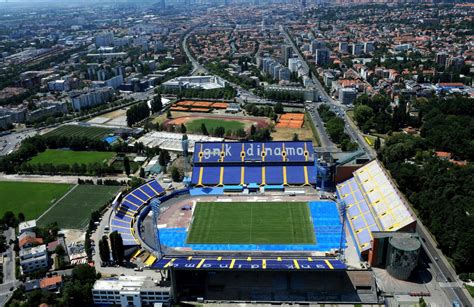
40 276 62 289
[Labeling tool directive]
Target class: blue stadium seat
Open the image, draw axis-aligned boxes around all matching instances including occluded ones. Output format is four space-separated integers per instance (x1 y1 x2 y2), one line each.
266 166 283 184
223 166 241 185
286 166 306 185
148 180 164 194
244 166 262 185
202 167 220 185
140 185 155 198
191 167 201 185
132 189 149 202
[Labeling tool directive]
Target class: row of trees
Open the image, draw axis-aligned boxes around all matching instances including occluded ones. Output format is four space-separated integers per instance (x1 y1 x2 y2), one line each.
126 101 150 127
99 232 124 265
318 105 358 151
264 90 305 102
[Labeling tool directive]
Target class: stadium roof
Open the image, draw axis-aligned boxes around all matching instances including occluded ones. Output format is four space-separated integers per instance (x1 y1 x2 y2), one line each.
336 160 416 254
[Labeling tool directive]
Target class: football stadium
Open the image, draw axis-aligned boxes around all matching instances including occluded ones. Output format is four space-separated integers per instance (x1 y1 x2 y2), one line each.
106 140 418 304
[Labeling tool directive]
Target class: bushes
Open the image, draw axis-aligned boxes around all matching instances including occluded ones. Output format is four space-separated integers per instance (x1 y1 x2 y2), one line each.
318 105 358 151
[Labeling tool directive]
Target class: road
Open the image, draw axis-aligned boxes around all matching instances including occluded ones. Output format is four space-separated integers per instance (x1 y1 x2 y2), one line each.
281 27 376 159
283 26 472 306
305 103 338 151
0 228 20 306
182 24 266 105
0 130 37 156
0 174 130 184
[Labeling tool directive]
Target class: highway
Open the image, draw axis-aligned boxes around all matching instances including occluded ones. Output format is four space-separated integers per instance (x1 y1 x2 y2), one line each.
283 27 472 306
281 27 376 159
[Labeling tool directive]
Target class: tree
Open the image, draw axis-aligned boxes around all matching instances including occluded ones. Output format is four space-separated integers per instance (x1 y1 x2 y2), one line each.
292 133 299 141
166 109 172 119
180 124 187 133
0 234 6 253
250 125 256 137
151 94 163 113
99 236 110 263
374 137 381 150
123 157 131 176
171 167 182 182
139 167 145 178
353 104 375 133
158 150 170 167
274 102 284 114
18 212 25 223
109 231 124 264
201 123 209 136
213 126 225 137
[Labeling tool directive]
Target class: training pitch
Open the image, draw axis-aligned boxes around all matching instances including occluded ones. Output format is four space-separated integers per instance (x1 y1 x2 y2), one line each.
186 202 315 245
44 125 115 140
38 185 121 229
0 182 72 219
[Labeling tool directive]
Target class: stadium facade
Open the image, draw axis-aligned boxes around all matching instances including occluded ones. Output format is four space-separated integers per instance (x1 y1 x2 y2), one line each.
191 141 318 187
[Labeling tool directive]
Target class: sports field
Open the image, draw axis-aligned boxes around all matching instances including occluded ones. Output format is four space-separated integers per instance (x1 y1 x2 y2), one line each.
28 149 115 166
186 118 244 133
38 185 121 229
0 182 72 219
44 125 115 140
187 202 315 244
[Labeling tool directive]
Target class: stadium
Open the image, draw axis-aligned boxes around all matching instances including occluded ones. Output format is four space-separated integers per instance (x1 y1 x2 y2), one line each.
105 140 417 304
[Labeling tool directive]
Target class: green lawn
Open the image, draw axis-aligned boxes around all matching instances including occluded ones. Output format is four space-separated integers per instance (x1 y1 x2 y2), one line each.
0 182 72 219
28 149 115 166
186 118 244 133
38 185 121 229
43 125 115 140
187 202 315 244
466 284 474 298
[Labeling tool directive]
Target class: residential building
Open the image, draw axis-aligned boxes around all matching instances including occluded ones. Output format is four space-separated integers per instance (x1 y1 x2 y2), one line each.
95 32 114 47
20 244 49 274
339 88 357 105
315 48 330 66
69 87 114 112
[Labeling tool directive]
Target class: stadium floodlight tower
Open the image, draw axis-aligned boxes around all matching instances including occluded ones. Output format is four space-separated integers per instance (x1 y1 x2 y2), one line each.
181 134 191 187
338 200 347 261
150 198 163 260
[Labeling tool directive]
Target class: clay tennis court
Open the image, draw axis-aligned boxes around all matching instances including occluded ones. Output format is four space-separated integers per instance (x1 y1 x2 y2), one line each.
276 113 305 128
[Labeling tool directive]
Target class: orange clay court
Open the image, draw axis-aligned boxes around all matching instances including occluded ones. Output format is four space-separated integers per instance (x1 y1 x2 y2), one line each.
174 100 229 110
276 113 305 128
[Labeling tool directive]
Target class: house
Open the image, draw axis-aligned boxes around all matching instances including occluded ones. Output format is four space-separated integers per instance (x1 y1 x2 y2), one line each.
19 233 44 249
40 275 63 292
24 279 41 292
435 151 452 160
20 244 49 274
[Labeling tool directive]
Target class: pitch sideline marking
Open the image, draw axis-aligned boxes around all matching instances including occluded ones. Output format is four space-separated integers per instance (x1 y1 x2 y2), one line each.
37 184 79 224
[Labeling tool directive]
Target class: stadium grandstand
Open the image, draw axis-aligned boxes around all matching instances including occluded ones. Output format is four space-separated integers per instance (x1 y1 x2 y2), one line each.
111 179 164 246
191 141 318 187
336 160 416 258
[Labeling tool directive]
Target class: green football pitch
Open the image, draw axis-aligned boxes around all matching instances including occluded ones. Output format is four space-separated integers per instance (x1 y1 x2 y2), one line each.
186 118 244 133
186 202 315 244
43 125 114 140
28 149 115 166
0 182 72 219
38 185 121 229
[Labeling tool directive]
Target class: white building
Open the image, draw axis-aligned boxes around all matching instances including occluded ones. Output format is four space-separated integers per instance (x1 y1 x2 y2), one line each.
92 276 171 307
20 244 49 274
161 76 227 91
19 220 36 234
69 87 114 112
95 32 114 47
